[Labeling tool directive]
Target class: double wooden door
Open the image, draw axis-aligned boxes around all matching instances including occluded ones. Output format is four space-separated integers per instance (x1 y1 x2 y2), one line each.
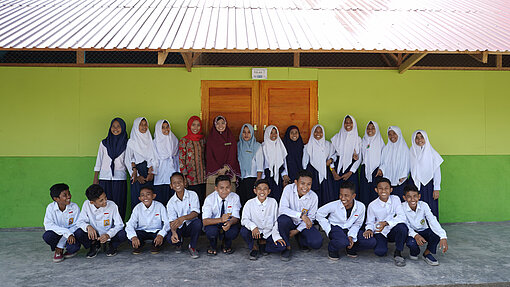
201 80 318 142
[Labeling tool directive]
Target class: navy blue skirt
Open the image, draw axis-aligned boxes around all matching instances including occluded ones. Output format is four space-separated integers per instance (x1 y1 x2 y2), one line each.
130 161 154 211
414 177 439 220
265 166 285 203
359 165 381 207
153 184 174 206
333 159 359 200
99 179 127 221
306 163 336 207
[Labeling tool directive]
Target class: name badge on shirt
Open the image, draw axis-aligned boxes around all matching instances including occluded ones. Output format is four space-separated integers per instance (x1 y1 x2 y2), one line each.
227 205 233 214
104 219 110 227
224 142 232 146
301 208 309 216
155 214 160 217
68 218 74 225
420 219 426 225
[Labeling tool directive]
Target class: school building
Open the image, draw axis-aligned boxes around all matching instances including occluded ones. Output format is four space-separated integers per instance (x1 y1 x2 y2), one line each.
1 0 509 228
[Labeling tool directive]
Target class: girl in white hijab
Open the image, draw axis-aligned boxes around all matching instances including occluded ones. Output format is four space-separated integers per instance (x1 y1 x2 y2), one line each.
124 117 157 209
410 130 444 218
359 121 385 206
261 125 289 202
302 124 336 207
330 115 362 195
378 126 410 201
153 119 179 205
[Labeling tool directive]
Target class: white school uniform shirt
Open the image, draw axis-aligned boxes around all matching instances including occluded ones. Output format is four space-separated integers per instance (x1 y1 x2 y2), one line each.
331 115 362 174
153 119 179 185
125 117 158 177
202 191 242 220
366 195 406 237
302 124 336 184
316 199 365 241
410 130 443 190
77 200 124 238
165 189 201 231
402 201 447 239
379 126 410 186
241 197 282 241
125 201 168 239
278 183 319 232
361 121 385 183
43 201 80 238
261 126 289 183
94 141 128 180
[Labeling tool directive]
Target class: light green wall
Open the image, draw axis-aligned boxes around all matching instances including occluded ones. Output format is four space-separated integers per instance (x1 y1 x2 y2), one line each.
1 66 509 227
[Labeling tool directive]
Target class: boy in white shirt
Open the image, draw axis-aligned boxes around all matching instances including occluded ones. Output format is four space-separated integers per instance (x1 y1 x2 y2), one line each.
277 170 323 261
317 181 376 261
75 184 127 258
403 184 448 266
43 183 81 263
125 186 167 255
202 175 242 255
165 172 202 259
240 179 287 260
363 177 409 267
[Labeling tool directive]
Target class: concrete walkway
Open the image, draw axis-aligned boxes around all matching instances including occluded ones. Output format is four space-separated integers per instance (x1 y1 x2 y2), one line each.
1 222 509 287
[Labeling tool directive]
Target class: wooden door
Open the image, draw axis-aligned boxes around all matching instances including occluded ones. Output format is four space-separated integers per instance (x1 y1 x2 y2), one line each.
260 81 318 143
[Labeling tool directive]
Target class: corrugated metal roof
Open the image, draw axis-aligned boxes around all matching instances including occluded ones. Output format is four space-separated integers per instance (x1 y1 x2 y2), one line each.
0 0 509 52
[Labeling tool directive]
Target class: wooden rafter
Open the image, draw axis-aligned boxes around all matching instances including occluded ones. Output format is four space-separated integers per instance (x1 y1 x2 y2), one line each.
496 54 503 68
181 52 198 72
158 51 169 65
294 52 300 67
380 54 392 66
398 53 427 73
469 51 489 64
76 50 85 64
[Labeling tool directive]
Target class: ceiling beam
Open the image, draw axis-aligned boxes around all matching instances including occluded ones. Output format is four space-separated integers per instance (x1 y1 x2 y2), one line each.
76 50 85 64
158 51 168 65
469 51 489 63
181 52 193 72
399 53 427 74
294 52 300 67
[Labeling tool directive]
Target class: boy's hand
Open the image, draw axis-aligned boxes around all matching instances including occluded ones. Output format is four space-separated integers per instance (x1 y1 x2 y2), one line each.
87 225 98 240
347 236 354 249
301 215 313 229
340 171 353 181
252 227 261 239
132 236 140 248
170 218 184 230
289 229 299 238
221 214 231 223
222 221 232 231
376 169 383 177
414 234 427 246
137 176 146 184
171 231 180 244
154 235 164 246
67 235 76 244
146 173 154 182
275 239 286 246
98 234 110 244
375 221 388 232
363 230 373 239
433 190 440 200
439 238 448 253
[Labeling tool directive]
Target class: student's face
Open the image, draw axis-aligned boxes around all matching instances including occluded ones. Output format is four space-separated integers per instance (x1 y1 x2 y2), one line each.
54 189 72 206
215 118 226 133
415 132 425 147
375 182 392 202
139 119 148 134
295 176 313 197
388 130 398 143
170 175 185 193
91 192 108 208
366 123 376 137
339 188 355 208
191 120 201 134
253 183 271 201
111 120 122 136
313 126 323 140
139 189 156 208
242 126 252 141
289 128 299 142
344 117 353 132
270 128 278 141
162 122 170 135
216 180 232 199
404 191 421 210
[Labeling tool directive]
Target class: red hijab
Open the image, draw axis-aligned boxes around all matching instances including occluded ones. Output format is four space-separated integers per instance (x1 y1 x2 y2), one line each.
183 116 204 141
206 116 241 177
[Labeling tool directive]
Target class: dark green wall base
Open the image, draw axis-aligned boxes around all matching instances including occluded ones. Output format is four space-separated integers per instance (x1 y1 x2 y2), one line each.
1 155 509 227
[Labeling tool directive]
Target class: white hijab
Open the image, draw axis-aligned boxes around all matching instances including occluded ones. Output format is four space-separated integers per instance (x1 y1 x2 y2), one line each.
381 126 410 186
331 115 362 173
361 121 385 182
153 119 179 160
410 130 443 187
305 124 330 183
262 125 288 185
127 117 156 164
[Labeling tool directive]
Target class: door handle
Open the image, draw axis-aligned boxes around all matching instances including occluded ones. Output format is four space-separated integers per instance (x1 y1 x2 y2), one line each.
263 125 267 130
253 124 257 131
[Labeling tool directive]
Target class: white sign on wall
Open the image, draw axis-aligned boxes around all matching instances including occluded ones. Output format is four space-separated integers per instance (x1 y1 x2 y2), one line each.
252 68 267 79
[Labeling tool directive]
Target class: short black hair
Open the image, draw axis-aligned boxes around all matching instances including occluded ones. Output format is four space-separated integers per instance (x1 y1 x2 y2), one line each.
85 184 105 201
376 177 391 187
50 183 69 199
215 175 231 186
170 172 185 182
254 178 270 189
339 181 356 194
296 169 313 181
403 184 419 195
140 186 154 193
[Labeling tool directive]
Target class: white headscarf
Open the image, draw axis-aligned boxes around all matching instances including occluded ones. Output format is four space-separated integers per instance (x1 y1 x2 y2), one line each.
331 115 362 173
127 117 156 164
305 124 330 183
153 119 179 160
262 125 288 185
410 130 443 188
380 126 410 186
361 121 385 182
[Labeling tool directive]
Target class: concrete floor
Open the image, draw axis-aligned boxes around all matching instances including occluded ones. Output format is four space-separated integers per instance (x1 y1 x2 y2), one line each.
1 222 509 287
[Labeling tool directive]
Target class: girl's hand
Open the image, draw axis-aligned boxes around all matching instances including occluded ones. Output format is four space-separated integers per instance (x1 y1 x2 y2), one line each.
433 190 440 200
340 171 353 181
376 169 383 177
332 169 341 181
352 152 359 161
146 173 154 182
137 176 146 184
130 169 138 184
283 175 291 187
399 177 407 183
326 159 333 166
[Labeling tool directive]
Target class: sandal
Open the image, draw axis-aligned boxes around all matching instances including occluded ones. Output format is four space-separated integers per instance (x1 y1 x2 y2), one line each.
222 247 235 254
207 248 217 256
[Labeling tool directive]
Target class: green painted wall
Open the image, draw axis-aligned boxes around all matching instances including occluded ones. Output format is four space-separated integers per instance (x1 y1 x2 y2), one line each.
1 66 509 227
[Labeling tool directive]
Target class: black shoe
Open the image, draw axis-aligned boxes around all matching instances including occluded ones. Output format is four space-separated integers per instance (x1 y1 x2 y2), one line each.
249 249 259 260
346 248 358 258
258 244 269 256
151 243 161 254
281 249 291 261
300 245 311 252
86 241 100 258
328 251 340 261
106 242 117 257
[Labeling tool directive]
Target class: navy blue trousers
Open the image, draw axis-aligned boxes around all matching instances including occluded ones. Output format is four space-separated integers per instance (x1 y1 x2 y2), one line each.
240 226 286 253
374 223 409 256
167 218 202 248
359 165 381 207
153 184 174 206
129 230 165 247
75 228 127 249
131 161 154 211
328 226 376 253
204 222 240 250
42 231 81 254
277 215 323 249
406 228 441 256
99 180 127 221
